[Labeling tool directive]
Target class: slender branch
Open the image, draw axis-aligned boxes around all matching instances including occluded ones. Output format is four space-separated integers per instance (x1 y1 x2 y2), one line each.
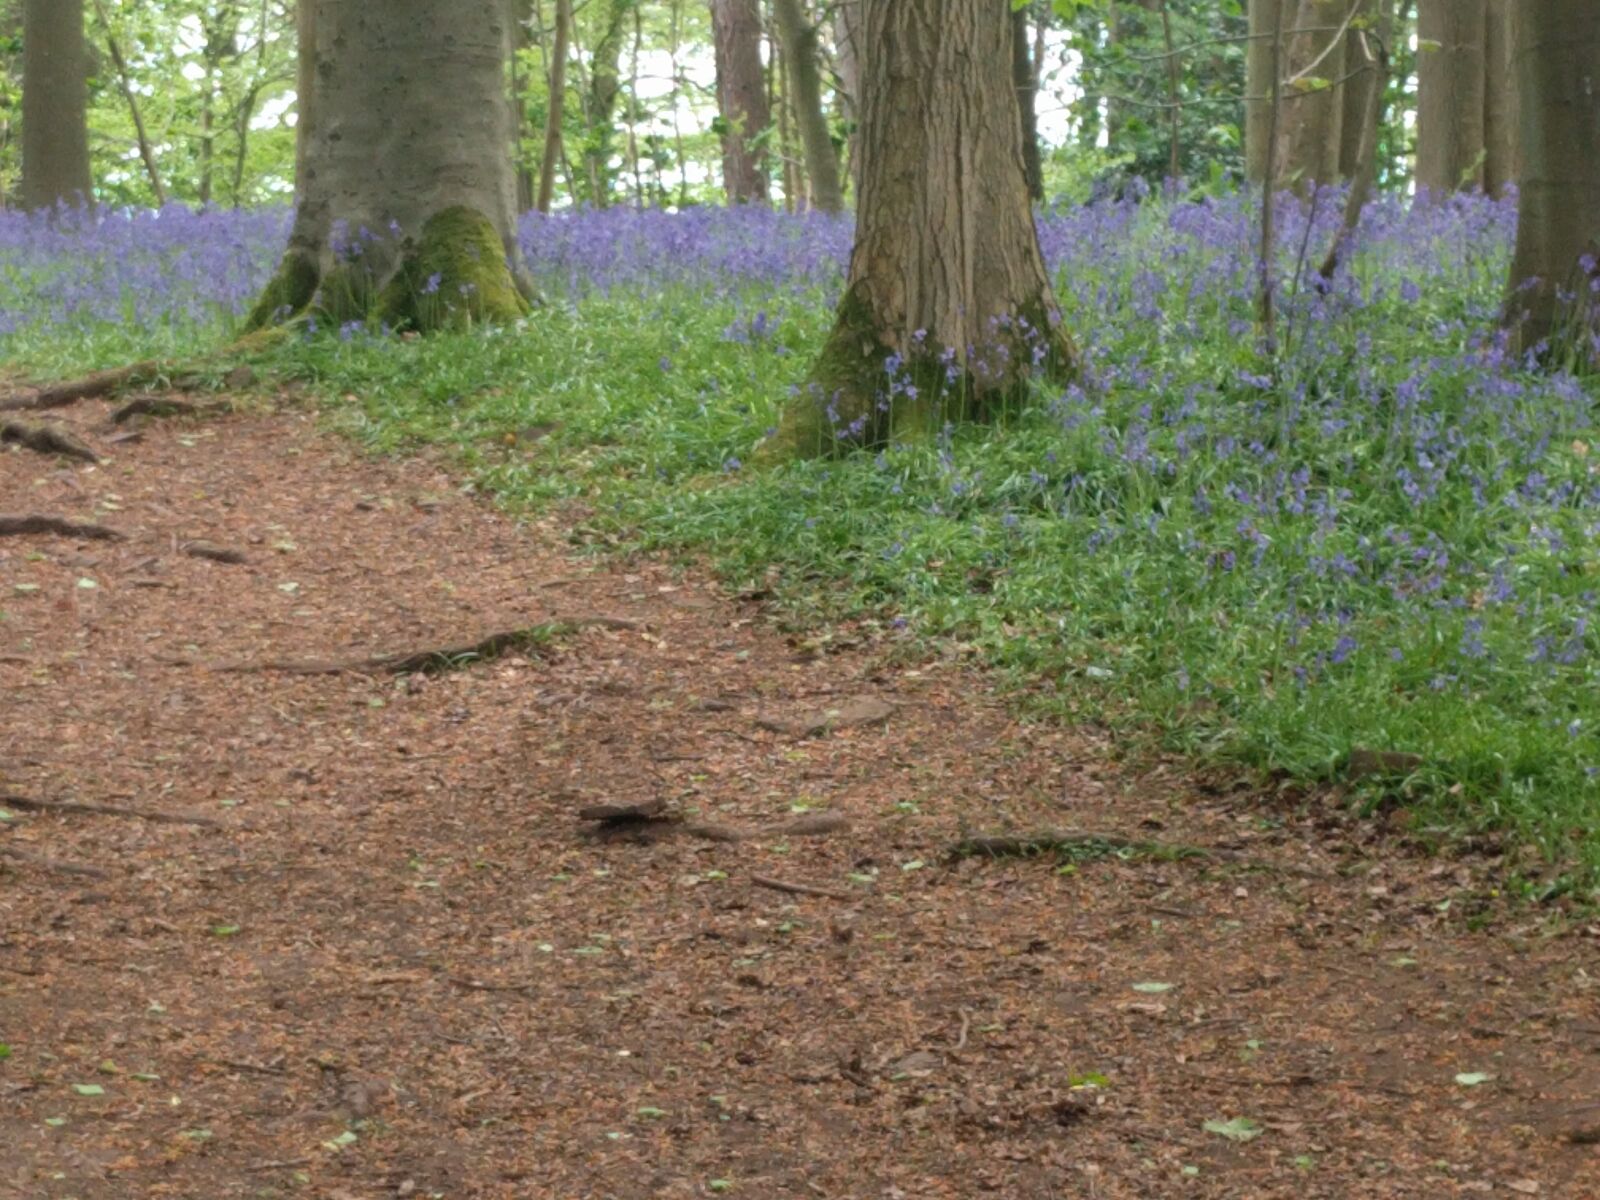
90 0 166 205
1257 0 1285 356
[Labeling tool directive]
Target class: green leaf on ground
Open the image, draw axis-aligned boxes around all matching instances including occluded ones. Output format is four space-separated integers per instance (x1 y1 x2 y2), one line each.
1454 1071 1495 1086
72 1084 105 1096
1203 1116 1262 1142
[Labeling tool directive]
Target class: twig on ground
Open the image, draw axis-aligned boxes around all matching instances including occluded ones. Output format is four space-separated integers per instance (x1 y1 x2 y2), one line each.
1 420 99 462
159 615 643 676
751 873 854 901
245 1157 314 1174
448 975 536 994
0 843 112 879
1 793 224 828
0 513 122 541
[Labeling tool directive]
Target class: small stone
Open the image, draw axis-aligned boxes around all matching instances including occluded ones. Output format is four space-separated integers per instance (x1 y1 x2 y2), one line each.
224 365 257 390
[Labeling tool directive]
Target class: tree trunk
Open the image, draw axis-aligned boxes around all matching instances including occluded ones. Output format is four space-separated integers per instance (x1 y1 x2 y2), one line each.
1273 0 1346 193
20 0 92 210
581 0 630 206
772 0 842 213
1416 0 1486 195
1320 0 1394 279
710 0 769 203
1013 5 1043 202
1503 1 1600 359
246 0 531 333
773 0 1073 456
1336 0 1378 179
1245 0 1280 182
834 0 862 194
1482 0 1517 197
536 0 570 212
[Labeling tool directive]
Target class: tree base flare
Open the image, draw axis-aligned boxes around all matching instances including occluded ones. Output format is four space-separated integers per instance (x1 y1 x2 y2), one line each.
246 207 530 335
764 284 1076 460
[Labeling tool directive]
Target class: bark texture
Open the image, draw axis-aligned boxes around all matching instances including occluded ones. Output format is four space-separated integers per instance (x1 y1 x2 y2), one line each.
1416 0 1487 195
20 0 92 210
772 0 842 213
1482 0 1518 197
774 0 1072 456
1503 1 1600 359
1245 0 1281 182
710 0 769 203
1273 0 1346 193
247 0 530 333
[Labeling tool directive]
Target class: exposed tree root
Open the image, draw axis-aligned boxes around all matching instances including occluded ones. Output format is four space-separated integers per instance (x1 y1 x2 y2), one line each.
1 793 224 828
0 843 112 879
751 873 854 901
0 420 99 462
159 615 644 676
0 513 123 541
948 830 1207 863
111 396 213 425
0 361 163 413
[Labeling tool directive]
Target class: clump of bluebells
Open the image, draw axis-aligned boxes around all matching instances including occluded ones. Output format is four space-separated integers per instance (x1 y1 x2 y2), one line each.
1 186 1596 886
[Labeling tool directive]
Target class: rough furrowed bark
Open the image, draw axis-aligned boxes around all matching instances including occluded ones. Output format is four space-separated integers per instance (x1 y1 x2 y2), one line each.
767 0 1073 459
245 0 532 335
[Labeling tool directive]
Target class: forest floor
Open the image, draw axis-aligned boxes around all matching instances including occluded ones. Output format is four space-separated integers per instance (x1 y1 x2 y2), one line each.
1 390 1598 1200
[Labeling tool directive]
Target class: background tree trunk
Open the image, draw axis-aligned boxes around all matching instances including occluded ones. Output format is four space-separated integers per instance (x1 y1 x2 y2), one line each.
1481 0 1517 197
1013 5 1044 202
834 0 862 194
710 0 768 203
536 0 570 212
775 0 1072 456
20 0 92 210
1245 0 1280 182
1273 0 1346 193
1503 0 1600 357
581 0 630 206
247 0 530 332
1336 0 1378 179
771 0 842 213
1416 0 1486 195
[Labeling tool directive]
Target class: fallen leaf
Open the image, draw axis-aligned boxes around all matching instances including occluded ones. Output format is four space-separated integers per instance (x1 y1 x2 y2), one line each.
1203 1116 1262 1142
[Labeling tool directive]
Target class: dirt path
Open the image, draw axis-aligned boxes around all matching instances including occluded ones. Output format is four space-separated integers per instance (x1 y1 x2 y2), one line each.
1 396 1596 1199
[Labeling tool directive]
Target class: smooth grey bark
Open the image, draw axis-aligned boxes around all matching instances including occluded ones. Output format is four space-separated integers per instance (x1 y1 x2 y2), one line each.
771 0 842 213
1273 0 1346 193
776 0 1072 455
1416 0 1487 195
1482 0 1517 197
1245 0 1280 182
1503 0 1600 358
536 0 570 212
834 0 861 192
20 0 92 210
710 0 769 203
248 0 530 331
1336 0 1378 178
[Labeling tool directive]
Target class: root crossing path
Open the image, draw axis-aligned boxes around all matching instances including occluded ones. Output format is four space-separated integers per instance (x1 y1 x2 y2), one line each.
1 397 1595 1199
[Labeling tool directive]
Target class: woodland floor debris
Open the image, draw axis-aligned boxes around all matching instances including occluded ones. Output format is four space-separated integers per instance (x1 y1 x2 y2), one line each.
1 394 1597 1199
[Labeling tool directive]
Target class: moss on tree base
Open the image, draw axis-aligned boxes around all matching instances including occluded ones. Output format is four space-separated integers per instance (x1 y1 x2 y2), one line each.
243 206 529 336
763 282 1077 460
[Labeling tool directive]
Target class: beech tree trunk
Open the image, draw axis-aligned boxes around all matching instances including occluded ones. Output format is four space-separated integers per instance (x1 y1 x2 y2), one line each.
1273 0 1345 193
1245 0 1280 182
20 0 92 210
581 0 631 206
710 0 769 203
773 0 1073 456
1503 1 1600 358
1416 0 1486 195
1013 5 1044 202
1482 0 1518 197
772 0 842 213
246 0 531 333
1336 0 1378 179
835 0 862 193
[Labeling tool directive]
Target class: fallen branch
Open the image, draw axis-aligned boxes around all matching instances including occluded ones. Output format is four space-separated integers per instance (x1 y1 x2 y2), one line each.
751 873 854 901
245 1158 314 1174
948 830 1206 863
683 812 849 843
447 975 535 993
0 420 99 463
111 395 209 424
164 615 642 676
1 793 223 828
0 843 111 879
182 540 247 565
0 360 163 413
0 513 122 541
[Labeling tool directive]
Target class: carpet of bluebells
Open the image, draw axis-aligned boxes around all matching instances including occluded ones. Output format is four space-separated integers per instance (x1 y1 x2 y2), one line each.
3 187 1597 889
